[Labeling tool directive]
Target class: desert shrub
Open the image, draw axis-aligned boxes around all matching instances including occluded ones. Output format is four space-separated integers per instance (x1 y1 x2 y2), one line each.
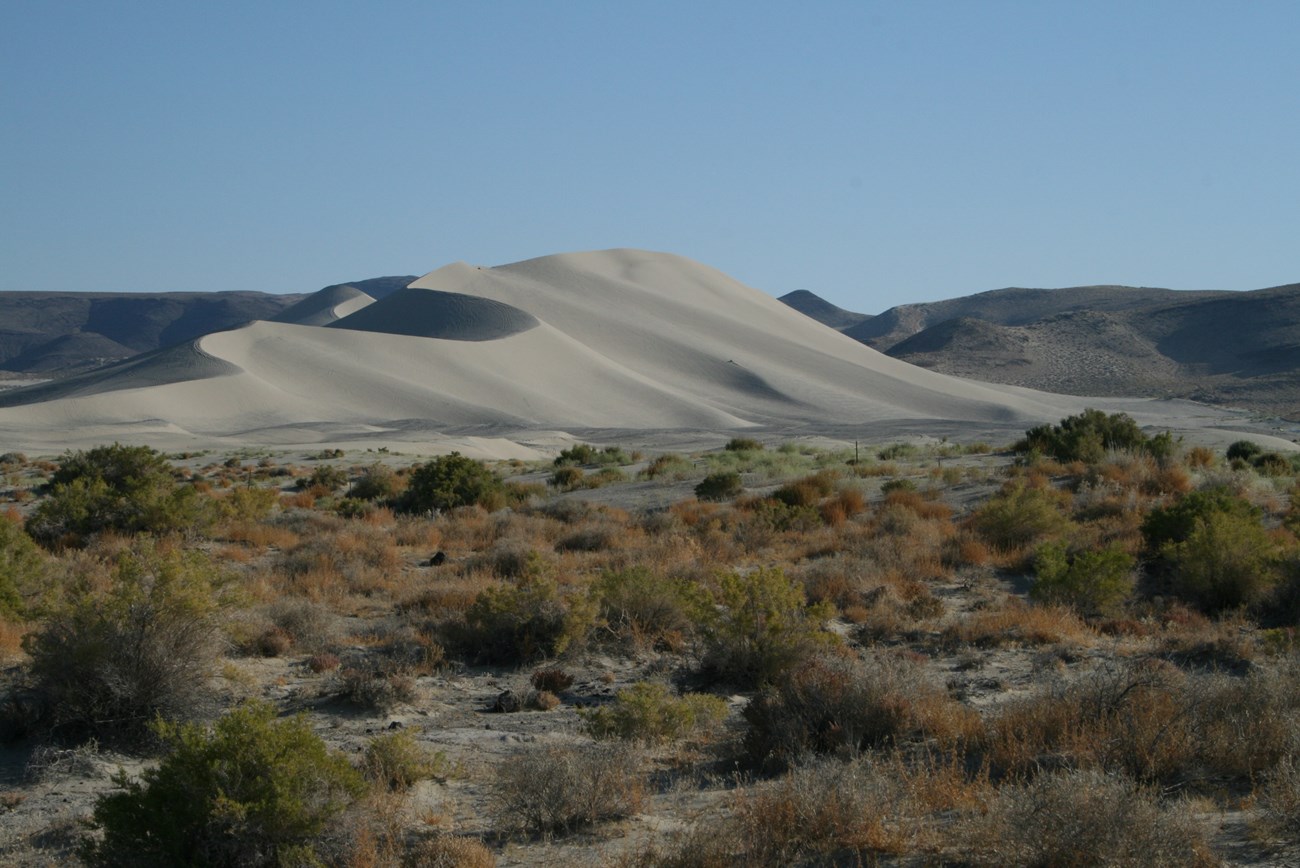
0 516 47 620
83 701 366 867
582 682 727 744
592 566 703 651
1016 409 1151 464
982 659 1191 782
402 835 496 868
349 463 401 501
743 652 973 768
1141 485 1260 553
555 522 619 552
27 443 210 548
880 478 917 494
695 471 743 502
1031 542 1134 616
333 497 372 519
771 470 837 508
1253 451 1295 476
968 484 1070 552
725 437 763 452
962 768 1214 867
640 453 693 480
1226 439 1263 462
453 572 595 664
1255 757 1300 839
338 660 419 710
362 729 446 791
695 567 835 688
554 443 630 467
211 486 278 524
296 464 348 492
21 541 227 744
397 453 502 514
1163 510 1281 612
263 598 340 653
877 443 917 461
530 667 574 692
653 757 917 865
549 466 584 490
489 742 644 835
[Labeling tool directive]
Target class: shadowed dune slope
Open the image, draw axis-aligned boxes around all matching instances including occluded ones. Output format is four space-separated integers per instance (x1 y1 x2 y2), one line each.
329 287 540 340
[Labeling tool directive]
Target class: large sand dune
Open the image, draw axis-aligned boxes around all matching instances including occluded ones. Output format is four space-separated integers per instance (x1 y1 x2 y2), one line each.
0 249 1247 456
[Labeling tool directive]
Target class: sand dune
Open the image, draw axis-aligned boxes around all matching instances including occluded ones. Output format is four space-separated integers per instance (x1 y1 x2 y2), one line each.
270 283 376 326
0 249 1248 455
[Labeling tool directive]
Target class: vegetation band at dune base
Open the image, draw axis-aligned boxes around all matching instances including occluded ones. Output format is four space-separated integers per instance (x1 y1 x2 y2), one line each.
4 412 1300 864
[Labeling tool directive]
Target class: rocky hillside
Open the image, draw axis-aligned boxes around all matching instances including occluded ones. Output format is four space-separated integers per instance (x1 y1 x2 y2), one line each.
781 282 1300 419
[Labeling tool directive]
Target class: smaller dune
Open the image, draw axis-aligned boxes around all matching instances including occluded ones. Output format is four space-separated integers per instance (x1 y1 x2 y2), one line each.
271 284 376 326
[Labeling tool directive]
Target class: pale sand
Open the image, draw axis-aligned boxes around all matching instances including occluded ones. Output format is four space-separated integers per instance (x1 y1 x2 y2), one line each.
0 249 1277 457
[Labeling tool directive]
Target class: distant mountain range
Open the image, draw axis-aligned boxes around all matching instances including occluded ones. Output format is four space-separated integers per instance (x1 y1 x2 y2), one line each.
780 282 1300 419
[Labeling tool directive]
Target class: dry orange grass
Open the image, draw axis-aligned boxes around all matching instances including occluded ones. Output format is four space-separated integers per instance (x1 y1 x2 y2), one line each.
281 491 315 510
942 600 1091 650
0 619 29 661
222 521 300 550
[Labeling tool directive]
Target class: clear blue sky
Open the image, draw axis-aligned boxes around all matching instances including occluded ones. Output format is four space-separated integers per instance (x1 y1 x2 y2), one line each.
5 1 1298 312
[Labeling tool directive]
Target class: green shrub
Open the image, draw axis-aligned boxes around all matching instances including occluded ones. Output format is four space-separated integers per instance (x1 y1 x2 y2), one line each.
454 569 596 664
348 463 400 501
639 453 693 480
211 486 278 523
1226 440 1262 462
1163 510 1280 612
1141 486 1260 554
1031 542 1134 616
554 443 631 467
969 484 1070 551
397 452 502 514
22 541 229 743
582 682 727 744
695 471 743 501
725 437 764 452
27 443 210 548
772 470 837 508
83 701 366 867
695 567 835 688
296 464 348 492
362 729 447 791
0 516 48 620
554 443 598 466
1016 409 1152 463
1253 452 1294 476
880 478 917 494
550 466 585 490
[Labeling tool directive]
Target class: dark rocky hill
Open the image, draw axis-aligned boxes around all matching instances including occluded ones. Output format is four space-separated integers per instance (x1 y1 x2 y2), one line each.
783 282 1300 418
777 289 871 331
0 290 305 375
